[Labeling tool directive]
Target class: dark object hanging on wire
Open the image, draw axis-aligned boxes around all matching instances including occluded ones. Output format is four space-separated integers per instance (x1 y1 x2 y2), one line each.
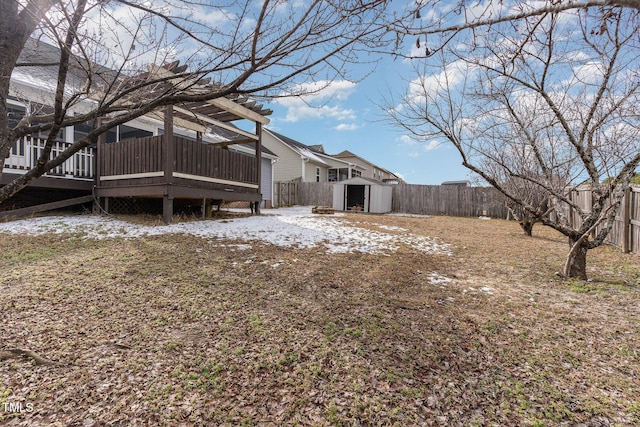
415 8 421 19
416 37 421 49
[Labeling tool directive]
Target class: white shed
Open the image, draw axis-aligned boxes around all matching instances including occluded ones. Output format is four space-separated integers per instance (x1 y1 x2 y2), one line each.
332 177 393 213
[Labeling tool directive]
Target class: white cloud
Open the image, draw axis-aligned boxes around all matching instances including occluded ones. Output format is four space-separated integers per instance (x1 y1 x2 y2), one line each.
276 103 356 123
570 61 605 85
398 134 417 146
335 123 358 131
402 138 441 156
274 80 358 123
408 59 469 104
407 37 431 59
423 140 441 151
254 0 305 15
190 7 235 26
466 0 508 20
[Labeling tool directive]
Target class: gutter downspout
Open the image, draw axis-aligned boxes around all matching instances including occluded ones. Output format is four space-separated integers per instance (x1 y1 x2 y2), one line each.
302 157 309 181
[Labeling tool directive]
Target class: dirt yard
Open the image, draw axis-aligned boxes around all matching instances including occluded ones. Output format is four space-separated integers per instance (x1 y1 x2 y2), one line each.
1 210 639 426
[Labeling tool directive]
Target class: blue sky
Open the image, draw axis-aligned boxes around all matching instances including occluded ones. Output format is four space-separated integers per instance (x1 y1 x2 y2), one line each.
77 0 472 185
261 58 472 185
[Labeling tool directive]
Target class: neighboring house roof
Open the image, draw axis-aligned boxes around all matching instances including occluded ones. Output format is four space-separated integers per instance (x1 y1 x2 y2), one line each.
265 129 333 167
337 176 392 186
332 150 401 180
308 144 326 153
228 142 278 159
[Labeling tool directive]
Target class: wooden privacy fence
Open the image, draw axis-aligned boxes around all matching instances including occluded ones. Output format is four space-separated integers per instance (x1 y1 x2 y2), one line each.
297 182 334 207
391 184 509 217
274 181 299 207
295 182 509 218
569 185 640 253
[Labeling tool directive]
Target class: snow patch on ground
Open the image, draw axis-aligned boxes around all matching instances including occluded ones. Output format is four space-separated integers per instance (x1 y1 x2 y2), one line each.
427 272 452 286
0 206 452 256
463 286 495 295
386 213 430 218
377 224 407 232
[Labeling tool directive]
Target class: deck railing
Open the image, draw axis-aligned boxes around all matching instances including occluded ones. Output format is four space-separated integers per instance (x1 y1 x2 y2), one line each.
4 135 258 189
99 135 164 178
98 135 258 187
4 136 94 179
173 137 258 185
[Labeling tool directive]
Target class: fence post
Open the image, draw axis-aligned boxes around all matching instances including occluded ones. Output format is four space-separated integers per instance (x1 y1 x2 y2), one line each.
622 187 631 253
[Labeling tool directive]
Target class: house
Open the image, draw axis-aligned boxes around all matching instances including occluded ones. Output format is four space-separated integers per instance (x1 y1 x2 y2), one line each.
261 130 402 207
2 39 275 222
331 150 402 184
261 129 364 184
227 142 278 209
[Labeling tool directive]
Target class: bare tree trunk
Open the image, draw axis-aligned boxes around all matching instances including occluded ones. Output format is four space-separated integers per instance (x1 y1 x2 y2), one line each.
520 219 535 237
563 238 588 280
0 0 56 182
509 205 538 236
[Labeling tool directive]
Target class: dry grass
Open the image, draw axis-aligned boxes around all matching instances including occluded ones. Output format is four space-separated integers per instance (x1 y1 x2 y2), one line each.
1 213 639 426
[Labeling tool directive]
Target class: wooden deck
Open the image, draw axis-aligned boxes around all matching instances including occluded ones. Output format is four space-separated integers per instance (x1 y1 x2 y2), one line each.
3 133 263 222
96 135 261 202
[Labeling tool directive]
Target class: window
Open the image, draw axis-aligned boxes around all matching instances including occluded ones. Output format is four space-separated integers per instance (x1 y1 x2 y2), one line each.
103 124 153 143
7 105 26 129
316 167 321 182
106 128 118 143
119 124 152 141
8 105 26 156
74 122 94 143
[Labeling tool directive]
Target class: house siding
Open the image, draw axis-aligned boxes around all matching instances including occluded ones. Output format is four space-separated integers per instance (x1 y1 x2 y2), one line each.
304 163 327 182
261 157 273 205
262 132 304 182
262 130 358 185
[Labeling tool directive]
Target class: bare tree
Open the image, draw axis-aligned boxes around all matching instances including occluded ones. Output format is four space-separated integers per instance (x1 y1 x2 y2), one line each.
0 0 396 202
483 163 552 237
386 6 640 279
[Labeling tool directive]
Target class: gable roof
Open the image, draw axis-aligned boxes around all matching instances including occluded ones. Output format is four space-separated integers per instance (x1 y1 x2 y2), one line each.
228 141 278 159
333 149 400 179
308 144 326 153
265 129 333 167
13 38 272 137
337 176 392 186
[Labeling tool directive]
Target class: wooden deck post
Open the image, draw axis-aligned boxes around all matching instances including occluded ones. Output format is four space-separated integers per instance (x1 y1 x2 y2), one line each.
163 105 174 224
163 194 173 224
255 122 262 215
96 118 105 213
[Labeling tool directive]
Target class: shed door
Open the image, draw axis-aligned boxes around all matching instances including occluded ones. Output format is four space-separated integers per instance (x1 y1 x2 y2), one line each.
345 185 370 212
